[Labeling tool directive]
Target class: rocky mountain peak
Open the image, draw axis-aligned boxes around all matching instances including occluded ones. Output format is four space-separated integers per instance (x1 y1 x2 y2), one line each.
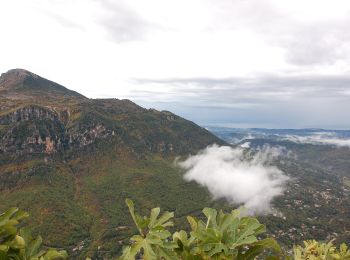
0 68 39 89
0 69 86 99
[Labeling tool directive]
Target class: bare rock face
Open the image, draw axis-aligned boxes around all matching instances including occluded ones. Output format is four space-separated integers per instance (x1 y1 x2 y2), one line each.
69 123 114 147
0 106 67 154
0 106 59 124
0 105 116 155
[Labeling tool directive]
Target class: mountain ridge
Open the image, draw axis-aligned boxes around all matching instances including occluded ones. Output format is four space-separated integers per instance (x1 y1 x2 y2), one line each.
0 69 226 259
0 68 225 156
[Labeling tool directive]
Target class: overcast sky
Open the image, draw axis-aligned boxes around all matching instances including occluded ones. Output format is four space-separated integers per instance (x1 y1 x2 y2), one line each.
1 0 350 129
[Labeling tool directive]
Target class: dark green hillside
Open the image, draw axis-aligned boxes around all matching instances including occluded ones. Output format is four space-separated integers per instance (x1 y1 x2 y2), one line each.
0 69 225 259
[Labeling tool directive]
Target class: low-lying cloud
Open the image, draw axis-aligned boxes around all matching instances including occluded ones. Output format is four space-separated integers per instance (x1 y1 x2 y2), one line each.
282 133 350 148
177 145 289 214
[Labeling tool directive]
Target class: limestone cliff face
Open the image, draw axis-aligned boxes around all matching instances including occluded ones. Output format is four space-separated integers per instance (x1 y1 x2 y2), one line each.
0 104 161 156
0 106 67 154
0 105 116 155
0 106 59 124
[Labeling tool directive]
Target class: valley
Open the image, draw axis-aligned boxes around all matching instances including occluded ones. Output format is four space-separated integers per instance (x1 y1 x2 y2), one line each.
208 127 350 248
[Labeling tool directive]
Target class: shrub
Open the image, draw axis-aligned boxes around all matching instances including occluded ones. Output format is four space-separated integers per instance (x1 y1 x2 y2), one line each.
119 199 282 259
293 240 350 260
119 200 350 260
0 207 68 260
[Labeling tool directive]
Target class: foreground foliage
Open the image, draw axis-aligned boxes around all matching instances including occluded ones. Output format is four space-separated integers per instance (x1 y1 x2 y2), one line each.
120 199 350 260
293 240 350 260
2 205 350 260
0 208 68 260
120 199 281 259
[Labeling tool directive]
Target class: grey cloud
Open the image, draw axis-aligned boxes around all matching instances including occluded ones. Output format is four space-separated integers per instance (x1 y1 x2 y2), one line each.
132 75 350 128
283 20 350 65
43 0 350 62
133 75 350 103
210 0 350 66
136 75 350 88
96 0 157 42
34 0 153 41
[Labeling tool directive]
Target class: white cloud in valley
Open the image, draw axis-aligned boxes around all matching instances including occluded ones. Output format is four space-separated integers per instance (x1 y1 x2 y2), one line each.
177 145 289 214
282 133 350 148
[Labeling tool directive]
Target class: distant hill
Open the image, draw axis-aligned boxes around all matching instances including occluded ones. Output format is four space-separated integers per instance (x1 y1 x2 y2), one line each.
0 69 225 259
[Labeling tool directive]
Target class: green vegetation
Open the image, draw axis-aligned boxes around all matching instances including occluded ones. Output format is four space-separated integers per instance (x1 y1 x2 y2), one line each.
118 200 350 260
0 154 218 259
120 199 281 259
0 207 67 260
3 203 350 259
293 240 350 260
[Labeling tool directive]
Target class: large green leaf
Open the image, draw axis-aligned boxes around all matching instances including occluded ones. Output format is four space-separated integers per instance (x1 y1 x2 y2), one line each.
0 208 67 260
153 211 174 229
237 238 282 260
148 208 160 229
18 228 39 257
42 249 68 260
122 200 177 259
125 199 145 236
202 208 218 229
